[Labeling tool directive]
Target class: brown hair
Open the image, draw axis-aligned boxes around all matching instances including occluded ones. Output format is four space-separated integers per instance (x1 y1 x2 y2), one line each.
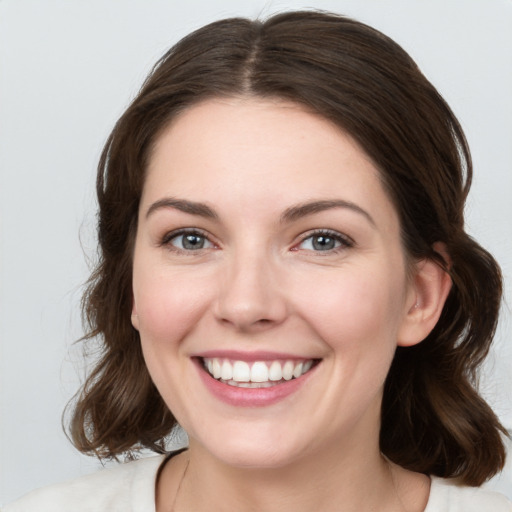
67 10 507 485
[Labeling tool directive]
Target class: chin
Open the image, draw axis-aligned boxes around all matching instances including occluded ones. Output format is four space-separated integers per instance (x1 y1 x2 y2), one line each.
189 423 311 469
213 444 304 470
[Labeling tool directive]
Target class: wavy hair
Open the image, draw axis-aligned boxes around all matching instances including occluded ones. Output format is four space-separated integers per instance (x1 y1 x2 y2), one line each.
67 11 507 485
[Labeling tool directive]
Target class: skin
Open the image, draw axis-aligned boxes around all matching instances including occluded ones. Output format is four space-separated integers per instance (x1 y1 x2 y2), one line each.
131 97 451 511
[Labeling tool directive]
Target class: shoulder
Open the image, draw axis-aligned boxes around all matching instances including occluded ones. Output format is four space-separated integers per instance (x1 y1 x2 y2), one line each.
425 476 512 512
3 455 167 512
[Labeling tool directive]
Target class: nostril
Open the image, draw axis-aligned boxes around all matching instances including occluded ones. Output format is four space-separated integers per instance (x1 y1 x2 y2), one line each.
217 316 276 332
252 318 276 329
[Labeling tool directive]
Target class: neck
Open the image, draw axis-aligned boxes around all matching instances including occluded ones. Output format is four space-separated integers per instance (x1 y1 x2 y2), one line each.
162 437 411 512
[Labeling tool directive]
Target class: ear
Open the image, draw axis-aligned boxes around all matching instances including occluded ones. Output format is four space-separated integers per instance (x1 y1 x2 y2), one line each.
131 295 140 331
397 243 452 347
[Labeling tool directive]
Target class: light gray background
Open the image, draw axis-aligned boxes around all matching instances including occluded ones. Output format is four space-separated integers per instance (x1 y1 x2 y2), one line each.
1 0 511 505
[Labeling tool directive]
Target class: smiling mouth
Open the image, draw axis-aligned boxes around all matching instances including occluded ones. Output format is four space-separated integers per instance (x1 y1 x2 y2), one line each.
201 357 319 388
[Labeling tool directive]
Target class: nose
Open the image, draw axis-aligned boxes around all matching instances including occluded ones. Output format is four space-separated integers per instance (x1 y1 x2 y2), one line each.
213 252 288 332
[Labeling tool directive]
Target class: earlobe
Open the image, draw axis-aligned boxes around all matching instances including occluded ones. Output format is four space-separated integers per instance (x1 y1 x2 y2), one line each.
131 300 140 331
397 245 452 347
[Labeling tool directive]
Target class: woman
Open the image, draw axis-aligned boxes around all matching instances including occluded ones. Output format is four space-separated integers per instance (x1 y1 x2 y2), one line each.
6 10 511 511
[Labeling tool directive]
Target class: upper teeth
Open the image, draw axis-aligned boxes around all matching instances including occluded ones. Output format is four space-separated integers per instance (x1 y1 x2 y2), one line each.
204 358 314 383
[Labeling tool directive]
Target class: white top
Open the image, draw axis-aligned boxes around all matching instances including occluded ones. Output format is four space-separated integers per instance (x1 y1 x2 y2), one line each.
4 454 512 511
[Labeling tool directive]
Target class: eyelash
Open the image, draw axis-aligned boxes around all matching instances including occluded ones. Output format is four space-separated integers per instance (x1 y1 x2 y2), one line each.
160 228 214 253
160 228 354 254
294 229 354 254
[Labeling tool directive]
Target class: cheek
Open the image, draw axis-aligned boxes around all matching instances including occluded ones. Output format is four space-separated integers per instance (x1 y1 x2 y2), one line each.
133 264 213 345
294 264 407 350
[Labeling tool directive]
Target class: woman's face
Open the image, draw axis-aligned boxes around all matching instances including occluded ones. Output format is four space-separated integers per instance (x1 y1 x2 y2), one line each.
132 98 418 468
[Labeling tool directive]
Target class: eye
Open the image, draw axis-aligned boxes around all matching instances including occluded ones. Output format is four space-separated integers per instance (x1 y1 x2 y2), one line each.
163 230 214 251
296 230 353 252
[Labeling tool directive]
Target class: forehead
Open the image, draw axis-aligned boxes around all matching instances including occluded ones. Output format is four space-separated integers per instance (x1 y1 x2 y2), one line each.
143 98 399 233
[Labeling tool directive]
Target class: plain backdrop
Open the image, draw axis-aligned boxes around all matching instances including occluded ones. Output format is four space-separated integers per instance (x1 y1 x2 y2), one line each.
1 0 511 505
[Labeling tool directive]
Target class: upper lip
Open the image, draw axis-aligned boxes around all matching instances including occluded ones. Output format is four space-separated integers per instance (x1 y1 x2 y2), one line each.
192 350 319 362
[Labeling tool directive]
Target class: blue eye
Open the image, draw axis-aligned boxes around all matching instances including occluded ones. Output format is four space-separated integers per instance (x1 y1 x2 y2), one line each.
166 231 213 251
298 231 352 252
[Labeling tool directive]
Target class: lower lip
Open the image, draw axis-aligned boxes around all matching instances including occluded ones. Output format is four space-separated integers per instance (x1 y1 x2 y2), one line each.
195 359 318 407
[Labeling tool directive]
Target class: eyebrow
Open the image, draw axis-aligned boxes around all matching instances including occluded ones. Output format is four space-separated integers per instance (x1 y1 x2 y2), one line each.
145 198 218 220
280 199 376 227
145 197 375 227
